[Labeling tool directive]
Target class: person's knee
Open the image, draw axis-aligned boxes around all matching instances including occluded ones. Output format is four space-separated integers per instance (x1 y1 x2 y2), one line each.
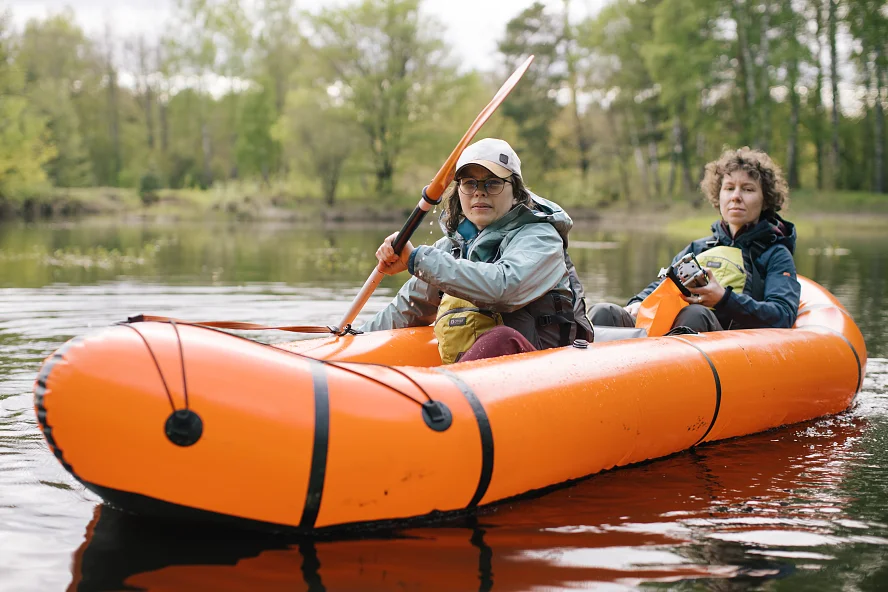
589 302 633 327
459 326 535 362
673 304 722 333
474 325 520 346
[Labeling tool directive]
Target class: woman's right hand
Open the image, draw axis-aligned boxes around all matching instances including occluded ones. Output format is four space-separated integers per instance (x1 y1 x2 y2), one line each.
624 301 642 320
376 232 414 276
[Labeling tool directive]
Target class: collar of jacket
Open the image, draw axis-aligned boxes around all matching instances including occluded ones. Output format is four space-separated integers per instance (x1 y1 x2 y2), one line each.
441 191 573 243
709 212 797 255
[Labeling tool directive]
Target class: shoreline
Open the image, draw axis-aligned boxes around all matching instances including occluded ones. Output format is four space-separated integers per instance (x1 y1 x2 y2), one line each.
2 187 886 232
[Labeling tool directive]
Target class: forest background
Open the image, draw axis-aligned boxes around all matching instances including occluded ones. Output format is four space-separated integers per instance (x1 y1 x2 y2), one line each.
1 0 886 222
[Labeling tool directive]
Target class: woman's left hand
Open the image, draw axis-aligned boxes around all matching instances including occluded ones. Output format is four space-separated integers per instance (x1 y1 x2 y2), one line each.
682 268 725 307
376 232 414 275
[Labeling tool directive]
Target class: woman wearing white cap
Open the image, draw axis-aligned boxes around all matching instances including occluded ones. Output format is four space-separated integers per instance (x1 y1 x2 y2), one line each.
363 138 592 363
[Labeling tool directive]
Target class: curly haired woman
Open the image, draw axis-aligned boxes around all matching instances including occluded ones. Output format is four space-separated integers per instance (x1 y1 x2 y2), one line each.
590 147 800 333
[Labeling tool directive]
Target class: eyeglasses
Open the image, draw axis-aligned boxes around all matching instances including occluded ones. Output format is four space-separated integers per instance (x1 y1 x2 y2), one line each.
457 178 511 195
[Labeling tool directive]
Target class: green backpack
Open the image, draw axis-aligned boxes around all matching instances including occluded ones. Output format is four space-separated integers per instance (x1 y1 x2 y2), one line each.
434 295 503 364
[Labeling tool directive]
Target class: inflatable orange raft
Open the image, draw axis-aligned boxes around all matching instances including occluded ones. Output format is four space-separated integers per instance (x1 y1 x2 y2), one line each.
34 276 865 533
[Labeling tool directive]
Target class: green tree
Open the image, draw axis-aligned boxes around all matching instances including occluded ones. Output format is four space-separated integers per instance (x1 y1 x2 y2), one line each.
210 0 252 179
846 0 887 193
579 0 667 202
166 0 220 187
807 0 827 190
642 0 723 201
237 88 280 183
274 87 359 205
498 2 564 181
310 0 454 196
827 0 841 188
770 1 816 189
16 11 95 186
561 0 593 186
255 0 301 116
0 13 55 203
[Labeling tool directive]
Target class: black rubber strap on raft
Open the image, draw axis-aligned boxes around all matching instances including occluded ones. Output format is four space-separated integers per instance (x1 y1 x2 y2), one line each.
668 336 722 447
299 361 330 530
435 368 494 508
799 324 863 394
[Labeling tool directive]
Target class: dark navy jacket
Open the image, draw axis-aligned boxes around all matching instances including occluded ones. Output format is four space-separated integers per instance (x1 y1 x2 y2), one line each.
628 214 800 330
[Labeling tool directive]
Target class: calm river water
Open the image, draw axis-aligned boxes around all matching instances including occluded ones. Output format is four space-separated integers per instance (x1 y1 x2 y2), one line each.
1 217 887 591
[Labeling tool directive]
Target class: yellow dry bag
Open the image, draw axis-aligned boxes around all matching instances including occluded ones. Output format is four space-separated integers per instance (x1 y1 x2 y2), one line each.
434 295 503 364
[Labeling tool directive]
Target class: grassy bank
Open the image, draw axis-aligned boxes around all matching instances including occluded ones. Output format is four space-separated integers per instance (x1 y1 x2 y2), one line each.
662 187 888 240
0 184 417 224
1 184 886 229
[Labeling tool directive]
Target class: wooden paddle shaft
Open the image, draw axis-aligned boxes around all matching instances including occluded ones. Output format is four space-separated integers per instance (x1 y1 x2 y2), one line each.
333 56 535 334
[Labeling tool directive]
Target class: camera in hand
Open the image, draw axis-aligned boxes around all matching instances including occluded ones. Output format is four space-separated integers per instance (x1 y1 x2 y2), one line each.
658 253 709 297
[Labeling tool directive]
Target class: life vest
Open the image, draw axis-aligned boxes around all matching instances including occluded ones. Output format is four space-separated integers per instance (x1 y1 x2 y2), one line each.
434 295 503 364
490 239 593 348
436 236 593 362
500 290 585 350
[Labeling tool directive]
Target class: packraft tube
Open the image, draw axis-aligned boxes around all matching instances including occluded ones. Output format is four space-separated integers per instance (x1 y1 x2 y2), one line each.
69 417 862 590
34 276 866 533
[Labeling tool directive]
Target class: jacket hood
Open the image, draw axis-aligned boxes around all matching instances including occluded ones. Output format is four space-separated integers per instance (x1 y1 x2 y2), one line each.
710 212 796 255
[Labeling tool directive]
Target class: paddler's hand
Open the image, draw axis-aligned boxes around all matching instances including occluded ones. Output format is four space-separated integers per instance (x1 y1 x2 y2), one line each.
682 268 725 307
624 301 642 320
376 232 414 276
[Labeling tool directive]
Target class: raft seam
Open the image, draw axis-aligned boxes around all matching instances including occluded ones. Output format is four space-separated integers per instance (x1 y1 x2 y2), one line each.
798 324 863 394
667 336 722 446
797 303 854 318
435 368 494 508
299 361 330 529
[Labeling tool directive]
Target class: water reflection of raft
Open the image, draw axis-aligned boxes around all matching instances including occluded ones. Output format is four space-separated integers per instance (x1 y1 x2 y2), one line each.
34 276 866 533
70 416 864 591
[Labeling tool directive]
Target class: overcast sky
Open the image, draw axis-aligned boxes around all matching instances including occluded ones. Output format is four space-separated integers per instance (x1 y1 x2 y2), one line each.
6 0 605 72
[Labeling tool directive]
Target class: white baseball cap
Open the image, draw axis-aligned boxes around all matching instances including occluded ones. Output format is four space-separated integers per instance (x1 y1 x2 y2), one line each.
455 138 522 179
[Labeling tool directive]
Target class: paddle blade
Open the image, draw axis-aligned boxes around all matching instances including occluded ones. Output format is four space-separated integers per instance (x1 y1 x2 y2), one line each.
425 55 534 199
